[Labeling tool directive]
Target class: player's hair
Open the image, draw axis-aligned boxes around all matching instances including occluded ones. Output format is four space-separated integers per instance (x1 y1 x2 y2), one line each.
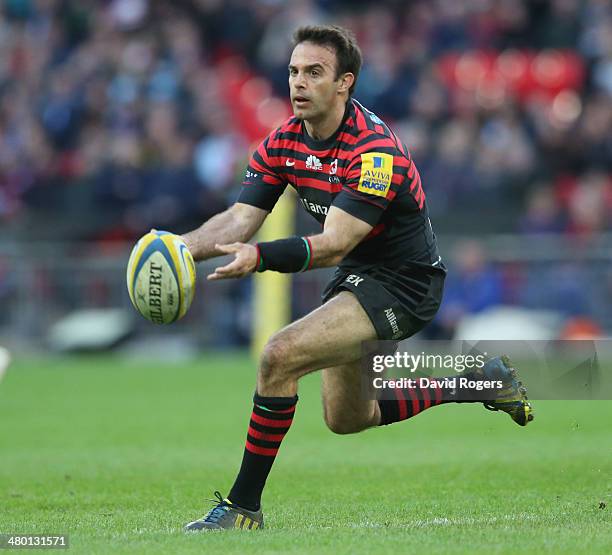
292 25 362 95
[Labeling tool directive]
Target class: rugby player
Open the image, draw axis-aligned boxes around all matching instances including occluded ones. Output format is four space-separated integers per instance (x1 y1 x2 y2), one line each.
182 25 533 531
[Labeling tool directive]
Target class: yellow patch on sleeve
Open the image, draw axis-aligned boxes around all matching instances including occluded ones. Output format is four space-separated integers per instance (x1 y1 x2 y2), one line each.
357 152 394 197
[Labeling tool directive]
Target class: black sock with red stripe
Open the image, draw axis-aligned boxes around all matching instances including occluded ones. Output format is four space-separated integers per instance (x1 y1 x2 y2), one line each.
378 377 464 425
227 393 297 511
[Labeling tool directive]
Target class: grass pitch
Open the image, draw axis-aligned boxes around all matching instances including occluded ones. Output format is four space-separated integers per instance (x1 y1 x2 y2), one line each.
0 353 610 554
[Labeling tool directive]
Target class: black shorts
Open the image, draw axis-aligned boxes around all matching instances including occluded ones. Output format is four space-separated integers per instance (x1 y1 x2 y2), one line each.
321 263 446 341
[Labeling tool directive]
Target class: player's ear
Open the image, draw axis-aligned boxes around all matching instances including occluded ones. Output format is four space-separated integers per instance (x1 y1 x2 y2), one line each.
337 72 354 94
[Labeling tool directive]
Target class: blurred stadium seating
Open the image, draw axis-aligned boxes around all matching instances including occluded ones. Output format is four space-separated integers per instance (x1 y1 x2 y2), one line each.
0 0 610 349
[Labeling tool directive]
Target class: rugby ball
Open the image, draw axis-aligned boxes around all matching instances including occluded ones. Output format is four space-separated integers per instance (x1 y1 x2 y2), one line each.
126 230 196 324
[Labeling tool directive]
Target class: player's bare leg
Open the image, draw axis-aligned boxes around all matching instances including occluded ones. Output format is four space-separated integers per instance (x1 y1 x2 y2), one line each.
321 355 533 435
256 291 378 397
321 360 380 434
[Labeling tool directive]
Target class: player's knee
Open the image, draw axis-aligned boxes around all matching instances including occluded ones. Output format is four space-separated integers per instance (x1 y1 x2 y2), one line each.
323 409 363 435
259 334 294 380
323 398 376 434
324 416 362 435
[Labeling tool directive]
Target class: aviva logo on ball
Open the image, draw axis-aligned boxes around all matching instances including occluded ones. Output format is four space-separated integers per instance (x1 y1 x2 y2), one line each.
126 230 196 324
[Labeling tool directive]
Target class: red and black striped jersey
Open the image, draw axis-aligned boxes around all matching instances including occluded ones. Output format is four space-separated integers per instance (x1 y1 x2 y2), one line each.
238 99 442 269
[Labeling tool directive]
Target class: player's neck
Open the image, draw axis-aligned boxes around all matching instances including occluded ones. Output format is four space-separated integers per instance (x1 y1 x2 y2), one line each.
304 99 348 141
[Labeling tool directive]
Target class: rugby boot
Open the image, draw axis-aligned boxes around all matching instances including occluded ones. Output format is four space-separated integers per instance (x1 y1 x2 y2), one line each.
473 355 534 426
184 491 264 531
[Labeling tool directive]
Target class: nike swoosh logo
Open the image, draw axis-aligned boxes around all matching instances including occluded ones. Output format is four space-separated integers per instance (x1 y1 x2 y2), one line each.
285 159 295 166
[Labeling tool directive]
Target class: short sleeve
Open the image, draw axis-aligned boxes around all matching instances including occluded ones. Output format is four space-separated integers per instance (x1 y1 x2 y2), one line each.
332 149 405 226
237 134 287 212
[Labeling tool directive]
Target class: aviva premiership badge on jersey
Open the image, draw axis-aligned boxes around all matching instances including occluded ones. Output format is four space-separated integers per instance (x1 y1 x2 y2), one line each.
357 152 393 197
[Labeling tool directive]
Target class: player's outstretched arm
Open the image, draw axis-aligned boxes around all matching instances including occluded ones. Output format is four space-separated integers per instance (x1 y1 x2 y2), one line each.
208 206 372 280
305 206 372 268
182 203 268 262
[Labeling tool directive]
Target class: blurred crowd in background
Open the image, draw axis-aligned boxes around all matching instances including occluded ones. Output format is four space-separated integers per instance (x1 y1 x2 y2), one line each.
1 0 610 237
0 0 611 343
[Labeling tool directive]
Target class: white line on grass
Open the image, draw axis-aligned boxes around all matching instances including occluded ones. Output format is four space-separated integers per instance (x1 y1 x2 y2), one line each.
346 514 545 529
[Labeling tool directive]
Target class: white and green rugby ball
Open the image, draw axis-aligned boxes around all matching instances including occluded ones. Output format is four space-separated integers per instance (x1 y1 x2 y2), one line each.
126 230 196 324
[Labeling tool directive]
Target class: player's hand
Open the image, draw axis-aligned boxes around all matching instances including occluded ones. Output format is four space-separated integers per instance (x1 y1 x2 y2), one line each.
208 243 258 280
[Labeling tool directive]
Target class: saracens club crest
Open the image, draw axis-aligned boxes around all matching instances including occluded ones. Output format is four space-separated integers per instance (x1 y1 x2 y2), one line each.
328 158 340 184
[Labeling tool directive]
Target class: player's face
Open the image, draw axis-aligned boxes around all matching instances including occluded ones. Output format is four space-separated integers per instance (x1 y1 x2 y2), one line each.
288 42 343 121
